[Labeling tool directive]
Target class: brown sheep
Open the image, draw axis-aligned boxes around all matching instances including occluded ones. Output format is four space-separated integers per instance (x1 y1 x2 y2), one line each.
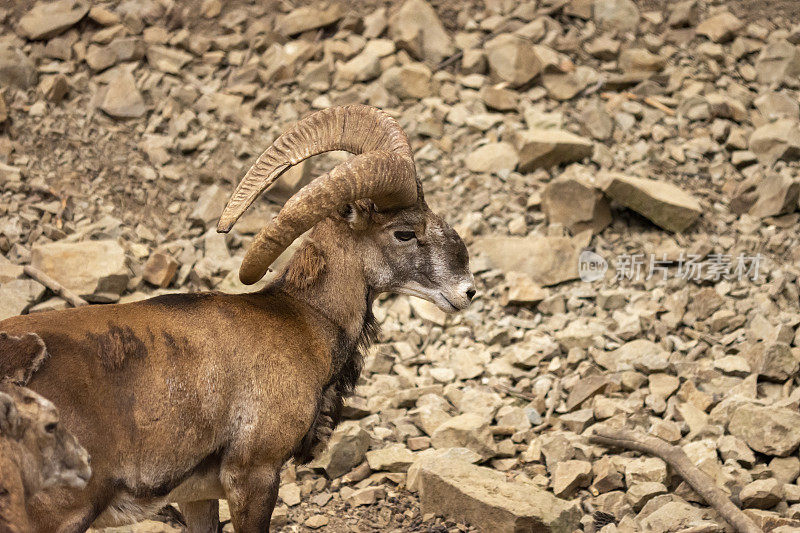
0 381 91 533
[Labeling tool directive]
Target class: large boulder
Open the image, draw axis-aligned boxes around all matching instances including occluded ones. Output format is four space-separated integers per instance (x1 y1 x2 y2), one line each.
473 232 591 286
30 240 129 302
18 0 89 40
729 404 800 457
599 173 702 232
419 457 581 532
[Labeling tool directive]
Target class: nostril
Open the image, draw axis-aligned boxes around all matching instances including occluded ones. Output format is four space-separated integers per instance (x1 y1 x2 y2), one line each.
466 288 476 301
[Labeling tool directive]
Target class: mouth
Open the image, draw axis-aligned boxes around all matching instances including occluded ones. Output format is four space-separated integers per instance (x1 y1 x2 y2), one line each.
393 286 466 313
440 294 459 312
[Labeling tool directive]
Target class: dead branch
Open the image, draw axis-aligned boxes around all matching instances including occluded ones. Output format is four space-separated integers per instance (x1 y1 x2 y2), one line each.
589 427 761 533
600 91 676 116
23 265 88 308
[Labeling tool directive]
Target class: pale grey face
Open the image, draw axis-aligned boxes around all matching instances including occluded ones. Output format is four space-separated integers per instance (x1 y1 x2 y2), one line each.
353 200 476 313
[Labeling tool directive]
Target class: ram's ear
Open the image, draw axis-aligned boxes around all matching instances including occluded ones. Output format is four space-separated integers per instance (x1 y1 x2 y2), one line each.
0 391 20 437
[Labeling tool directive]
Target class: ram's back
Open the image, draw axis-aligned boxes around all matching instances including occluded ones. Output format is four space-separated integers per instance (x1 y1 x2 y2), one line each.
0 290 335 490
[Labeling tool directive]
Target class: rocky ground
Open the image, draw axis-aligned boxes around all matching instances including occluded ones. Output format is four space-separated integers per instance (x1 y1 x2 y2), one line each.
2 0 800 531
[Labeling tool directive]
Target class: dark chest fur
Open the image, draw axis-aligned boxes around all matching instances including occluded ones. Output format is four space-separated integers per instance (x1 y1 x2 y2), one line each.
292 310 378 464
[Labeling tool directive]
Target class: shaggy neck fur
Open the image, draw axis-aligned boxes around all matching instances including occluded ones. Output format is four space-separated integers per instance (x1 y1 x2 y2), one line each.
269 220 379 462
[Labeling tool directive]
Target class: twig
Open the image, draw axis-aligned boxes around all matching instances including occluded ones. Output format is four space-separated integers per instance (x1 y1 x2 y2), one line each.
589 427 761 533
532 378 561 432
491 383 537 402
600 91 676 116
23 265 88 308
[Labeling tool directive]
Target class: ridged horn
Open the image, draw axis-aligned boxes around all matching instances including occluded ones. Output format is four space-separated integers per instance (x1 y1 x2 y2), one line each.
217 105 418 285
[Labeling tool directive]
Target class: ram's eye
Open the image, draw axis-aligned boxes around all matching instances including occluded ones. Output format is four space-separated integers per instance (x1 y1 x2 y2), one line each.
44 423 57 434
394 230 416 242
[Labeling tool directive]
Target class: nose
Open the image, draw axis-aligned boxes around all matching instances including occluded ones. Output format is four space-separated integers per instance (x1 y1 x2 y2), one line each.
466 288 476 301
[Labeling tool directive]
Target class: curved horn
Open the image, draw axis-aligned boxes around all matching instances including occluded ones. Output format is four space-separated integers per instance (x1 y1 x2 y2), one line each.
217 105 418 285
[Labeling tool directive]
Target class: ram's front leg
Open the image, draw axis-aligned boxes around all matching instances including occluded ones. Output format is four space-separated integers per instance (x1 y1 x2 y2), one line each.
220 456 281 532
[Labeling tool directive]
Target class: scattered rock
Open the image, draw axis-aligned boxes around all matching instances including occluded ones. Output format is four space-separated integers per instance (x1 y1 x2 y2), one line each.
593 0 640 32
0 46 37 89
473 232 590 286
277 3 344 36
430 413 497 461
740 478 783 509
0 279 47 321
388 0 454 64
381 63 432 99
729 404 800 457
514 129 593 171
419 458 581 533
100 71 146 119
18 0 89 40
542 174 612 234
484 34 541 88
599 173 702 232
365 443 415 472
756 40 800 85
464 142 518 175
696 11 743 43
30 240 129 301
142 252 179 288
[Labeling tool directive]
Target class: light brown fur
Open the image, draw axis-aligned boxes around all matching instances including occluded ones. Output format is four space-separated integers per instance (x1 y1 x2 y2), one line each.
0 383 91 533
0 198 473 532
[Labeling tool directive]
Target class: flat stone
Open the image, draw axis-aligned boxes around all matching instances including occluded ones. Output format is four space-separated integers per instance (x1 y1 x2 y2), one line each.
0 46 37 89
419 457 581 532
0 279 47 321
756 40 800 85
542 175 611 234
381 63 432 99
696 11 743 43
593 0 640 32
18 0 89 40
729 403 800 457
365 443 415 472
473 232 590 287
430 413 497 461
740 478 783 509
388 0 454 64
309 421 370 478
142 252 179 288
30 240 129 301
484 34 542 88
190 185 229 226
277 3 343 36
749 119 800 164
599 173 702 232
514 129 593 172
100 71 146 119
146 45 193 74
552 460 592 498
465 142 518 174
594 339 669 373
